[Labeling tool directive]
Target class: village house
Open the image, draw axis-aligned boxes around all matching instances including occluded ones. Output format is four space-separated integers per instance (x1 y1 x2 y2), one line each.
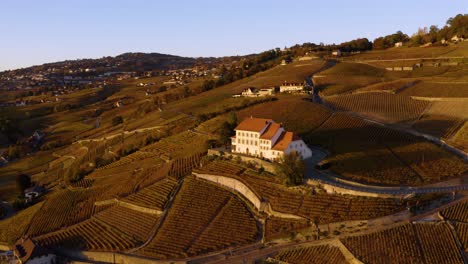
332 50 342 56
231 117 312 160
14 238 56 264
394 42 403 47
279 81 308 93
234 87 275 98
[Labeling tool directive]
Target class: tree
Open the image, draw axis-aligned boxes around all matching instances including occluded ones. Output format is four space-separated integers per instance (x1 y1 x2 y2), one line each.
16 174 31 194
218 112 238 146
112 116 123 126
276 152 305 186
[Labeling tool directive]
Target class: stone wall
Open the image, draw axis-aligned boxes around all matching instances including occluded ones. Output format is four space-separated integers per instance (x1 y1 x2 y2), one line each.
94 199 162 215
194 172 304 220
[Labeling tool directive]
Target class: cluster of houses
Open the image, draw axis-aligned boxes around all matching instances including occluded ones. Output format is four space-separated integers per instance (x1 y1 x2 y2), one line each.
233 81 311 98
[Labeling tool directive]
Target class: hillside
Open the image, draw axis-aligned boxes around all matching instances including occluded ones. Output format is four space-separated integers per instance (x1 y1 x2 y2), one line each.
0 26 467 264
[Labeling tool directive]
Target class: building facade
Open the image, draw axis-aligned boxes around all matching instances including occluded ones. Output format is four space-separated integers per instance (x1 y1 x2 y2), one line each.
279 81 307 93
231 117 312 160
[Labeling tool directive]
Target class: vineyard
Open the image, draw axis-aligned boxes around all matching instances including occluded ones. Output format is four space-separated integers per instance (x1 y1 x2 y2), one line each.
307 112 467 185
324 93 430 123
138 176 259 259
440 200 468 222
356 79 419 93
196 159 403 223
342 223 464 264
141 131 211 160
265 217 310 240
448 122 468 152
414 223 464 264
273 244 347 264
399 81 468 98
36 219 138 251
314 62 387 95
0 202 43 245
168 152 205 180
454 222 468 251
123 178 178 210
413 100 468 139
95 205 160 243
26 189 100 236
237 96 332 136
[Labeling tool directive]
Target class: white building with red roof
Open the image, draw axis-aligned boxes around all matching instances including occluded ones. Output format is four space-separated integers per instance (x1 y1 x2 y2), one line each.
231 117 312 160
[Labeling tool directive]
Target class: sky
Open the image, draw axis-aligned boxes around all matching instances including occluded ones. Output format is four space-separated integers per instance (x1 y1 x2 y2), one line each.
0 0 466 71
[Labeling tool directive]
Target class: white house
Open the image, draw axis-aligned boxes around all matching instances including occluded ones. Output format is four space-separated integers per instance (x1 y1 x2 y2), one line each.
394 42 403 47
234 87 275 98
332 50 342 56
231 117 312 160
279 81 307 93
241 87 259 97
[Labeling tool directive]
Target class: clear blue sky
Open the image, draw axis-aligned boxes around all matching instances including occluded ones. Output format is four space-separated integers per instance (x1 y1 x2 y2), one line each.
0 0 466 71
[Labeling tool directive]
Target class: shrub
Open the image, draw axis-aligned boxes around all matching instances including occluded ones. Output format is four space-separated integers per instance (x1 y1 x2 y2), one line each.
112 116 124 126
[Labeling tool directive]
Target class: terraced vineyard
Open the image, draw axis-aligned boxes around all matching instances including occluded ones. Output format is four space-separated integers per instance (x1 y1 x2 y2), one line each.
168 152 205 180
449 122 468 152
138 176 259 259
27 189 100 236
123 178 178 210
95 205 160 243
0 202 43 245
274 244 347 264
413 100 467 139
414 223 464 264
342 223 464 264
324 93 430 123
265 217 310 240
399 81 468 98
197 159 403 223
453 222 468 251
307 113 467 185
440 200 468 222
36 219 138 251
237 96 332 136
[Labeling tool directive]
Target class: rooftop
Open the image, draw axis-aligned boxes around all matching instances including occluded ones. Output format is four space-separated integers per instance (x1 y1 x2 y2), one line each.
260 122 281 140
272 131 300 151
235 117 272 132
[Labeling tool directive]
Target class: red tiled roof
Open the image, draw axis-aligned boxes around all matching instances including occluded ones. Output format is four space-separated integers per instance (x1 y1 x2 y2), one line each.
260 123 281 140
235 117 272 132
272 131 300 151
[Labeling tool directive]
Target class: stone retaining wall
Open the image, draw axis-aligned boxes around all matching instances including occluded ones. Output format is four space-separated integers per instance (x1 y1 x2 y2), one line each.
94 199 162 215
194 172 304 220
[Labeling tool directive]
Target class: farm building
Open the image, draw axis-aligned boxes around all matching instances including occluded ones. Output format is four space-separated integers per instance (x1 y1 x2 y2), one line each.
394 42 403 47
231 117 312 160
279 81 308 93
234 87 275 98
